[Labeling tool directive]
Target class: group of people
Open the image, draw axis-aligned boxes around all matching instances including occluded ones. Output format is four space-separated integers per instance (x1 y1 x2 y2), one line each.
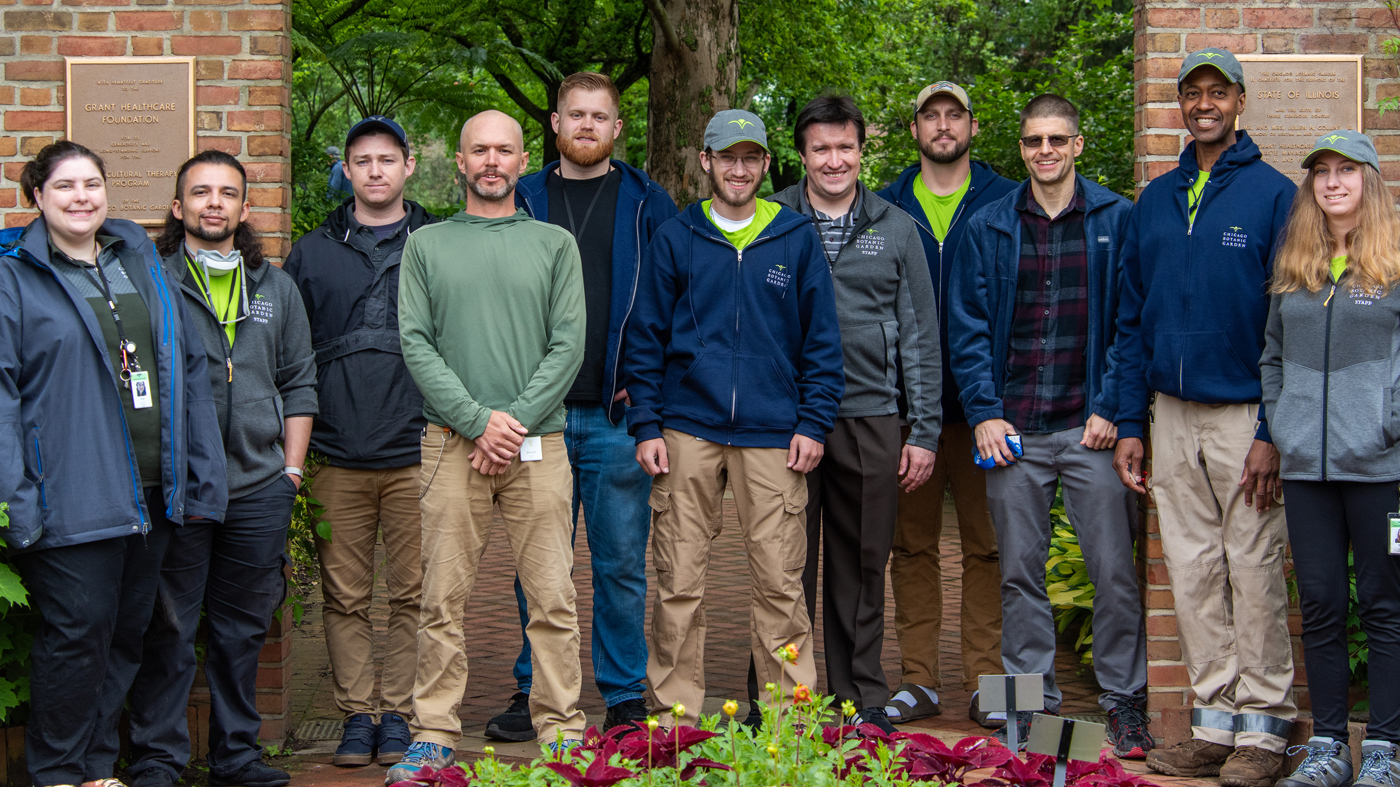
1 45 1398 787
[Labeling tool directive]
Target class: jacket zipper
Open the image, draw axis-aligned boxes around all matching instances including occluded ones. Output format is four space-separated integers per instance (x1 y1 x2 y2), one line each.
181 275 236 441
606 198 646 424
1320 282 1336 479
33 434 46 509
698 228 780 440
1180 176 1203 394
149 264 180 518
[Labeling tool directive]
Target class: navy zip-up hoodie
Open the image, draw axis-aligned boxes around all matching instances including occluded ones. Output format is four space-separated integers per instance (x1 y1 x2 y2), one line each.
947 175 1132 428
878 160 1017 424
516 159 680 424
1114 131 1296 441
624 202 844 448
0 218 227 551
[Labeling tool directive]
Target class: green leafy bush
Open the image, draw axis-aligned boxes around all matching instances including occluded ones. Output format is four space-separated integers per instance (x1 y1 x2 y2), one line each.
0 502 35 725
281 456 332 626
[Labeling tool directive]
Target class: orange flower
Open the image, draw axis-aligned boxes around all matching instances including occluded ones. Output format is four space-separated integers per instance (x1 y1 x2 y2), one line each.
793 684 812 704
778 644 800 663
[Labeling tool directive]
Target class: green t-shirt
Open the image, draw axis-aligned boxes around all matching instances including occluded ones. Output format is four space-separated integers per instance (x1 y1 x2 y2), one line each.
913 173 970 242
186 254 241 347
703 199 781 250
1331 254 1348 282
1188 170 1209 229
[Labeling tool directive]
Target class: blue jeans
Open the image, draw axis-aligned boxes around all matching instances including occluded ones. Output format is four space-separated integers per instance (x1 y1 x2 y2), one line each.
512 404 650 706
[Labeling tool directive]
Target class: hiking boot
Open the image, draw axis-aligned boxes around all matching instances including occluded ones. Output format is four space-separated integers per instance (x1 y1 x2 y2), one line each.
1220 745 1289 787
1107 700 1155 759
846 706 898 737
968 690 1007 730
377 713 413 766
385 742 454 787
334 713 377 767
1278 737 1353 787
603 698 649 733
1148 738 1234 778
484 692 536 742
210 761 290 787
884 684 941 724
1354 740 1400 787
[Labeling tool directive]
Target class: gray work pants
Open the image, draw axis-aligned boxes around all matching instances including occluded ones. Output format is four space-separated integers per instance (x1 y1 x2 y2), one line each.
985 426 1147 712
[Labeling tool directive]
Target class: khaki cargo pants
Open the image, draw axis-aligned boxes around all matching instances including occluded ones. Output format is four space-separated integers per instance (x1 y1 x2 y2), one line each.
409 425 585 745
1150 395 1296 752
646 429 817 726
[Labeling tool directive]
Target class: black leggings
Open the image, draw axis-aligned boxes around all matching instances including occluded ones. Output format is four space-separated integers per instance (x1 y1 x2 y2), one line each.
1283 480 1400 743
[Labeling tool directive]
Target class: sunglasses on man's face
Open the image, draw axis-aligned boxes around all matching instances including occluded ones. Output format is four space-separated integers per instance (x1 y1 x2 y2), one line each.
1019 134 1078 148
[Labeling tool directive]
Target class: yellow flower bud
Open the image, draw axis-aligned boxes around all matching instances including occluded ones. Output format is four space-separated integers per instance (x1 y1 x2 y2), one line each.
723 700 739 717
484 746 495 756
766 745 778 756
672 702 686 718
647 717 660 730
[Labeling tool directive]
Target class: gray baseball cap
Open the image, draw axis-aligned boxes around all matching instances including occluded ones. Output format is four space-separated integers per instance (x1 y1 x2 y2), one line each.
1301 129 1380 171
1178 48 1245 86
704 109 769 153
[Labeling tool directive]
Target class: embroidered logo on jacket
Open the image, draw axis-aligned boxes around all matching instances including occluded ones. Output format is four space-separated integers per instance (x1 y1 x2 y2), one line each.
1222 226 1248 248
766 264 791 289
249 296 275 324
856 230 886 256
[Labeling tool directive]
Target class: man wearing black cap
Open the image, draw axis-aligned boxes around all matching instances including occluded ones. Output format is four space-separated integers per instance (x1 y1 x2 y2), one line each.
1113 48 1298 786
283 115 439 767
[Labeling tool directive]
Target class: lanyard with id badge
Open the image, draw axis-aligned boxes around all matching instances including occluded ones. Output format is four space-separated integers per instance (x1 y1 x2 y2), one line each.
89 255 153 410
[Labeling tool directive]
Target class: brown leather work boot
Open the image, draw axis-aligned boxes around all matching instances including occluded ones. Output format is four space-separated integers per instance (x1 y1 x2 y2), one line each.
1221 745 1289 787
1147 738 1235 777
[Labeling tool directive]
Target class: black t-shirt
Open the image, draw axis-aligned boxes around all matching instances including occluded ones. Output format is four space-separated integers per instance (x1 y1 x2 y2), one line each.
366 217 406 242
547 168 620 404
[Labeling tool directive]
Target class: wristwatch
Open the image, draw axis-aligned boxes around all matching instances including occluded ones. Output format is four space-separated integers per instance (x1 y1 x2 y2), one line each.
284 466 303 479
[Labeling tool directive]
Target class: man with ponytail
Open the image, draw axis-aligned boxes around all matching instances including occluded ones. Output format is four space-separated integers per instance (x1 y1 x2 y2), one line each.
122 150 318 787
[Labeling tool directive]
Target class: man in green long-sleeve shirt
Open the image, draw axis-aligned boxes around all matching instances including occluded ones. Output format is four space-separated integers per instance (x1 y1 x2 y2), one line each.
389 110 587 782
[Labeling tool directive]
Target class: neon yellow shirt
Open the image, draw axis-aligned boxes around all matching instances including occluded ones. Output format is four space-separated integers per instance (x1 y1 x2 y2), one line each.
704 198 781 250
187 256 240 346
1188 170 1209 229
913 173 970 242
1331 254 1348 282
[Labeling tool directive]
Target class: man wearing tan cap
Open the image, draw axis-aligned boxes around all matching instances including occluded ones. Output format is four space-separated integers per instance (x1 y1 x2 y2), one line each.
877 80 1016 727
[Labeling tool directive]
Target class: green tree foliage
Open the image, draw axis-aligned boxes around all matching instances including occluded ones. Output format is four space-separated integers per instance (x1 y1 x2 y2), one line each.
0 503 35 725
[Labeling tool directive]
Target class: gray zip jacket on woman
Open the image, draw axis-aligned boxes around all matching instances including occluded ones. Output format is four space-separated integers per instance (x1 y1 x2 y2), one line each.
1261 269 1400 482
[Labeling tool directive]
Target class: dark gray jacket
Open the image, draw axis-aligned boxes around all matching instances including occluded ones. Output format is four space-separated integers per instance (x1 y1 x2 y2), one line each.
165 250 318 499
770 181 942 450
1261 272 1400 482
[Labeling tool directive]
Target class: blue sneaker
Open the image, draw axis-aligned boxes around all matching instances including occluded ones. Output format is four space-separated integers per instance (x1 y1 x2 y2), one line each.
548 739 582 758
377 713 412 766
385 742 454 786
334 714 377 767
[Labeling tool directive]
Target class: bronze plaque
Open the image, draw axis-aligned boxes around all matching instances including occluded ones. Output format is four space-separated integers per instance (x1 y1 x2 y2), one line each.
66 57 195 226
1237 55 1363 184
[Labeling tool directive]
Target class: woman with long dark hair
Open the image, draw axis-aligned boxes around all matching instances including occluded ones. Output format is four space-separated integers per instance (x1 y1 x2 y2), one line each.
0 140 226 787
1263 130 1400 787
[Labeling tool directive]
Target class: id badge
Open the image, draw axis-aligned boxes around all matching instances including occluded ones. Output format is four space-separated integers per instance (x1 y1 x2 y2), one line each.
520 435 543 462
1389 512 1400 556
130 370 153 409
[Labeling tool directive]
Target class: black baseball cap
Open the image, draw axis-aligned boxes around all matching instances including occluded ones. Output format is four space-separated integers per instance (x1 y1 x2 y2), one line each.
345 115 409 154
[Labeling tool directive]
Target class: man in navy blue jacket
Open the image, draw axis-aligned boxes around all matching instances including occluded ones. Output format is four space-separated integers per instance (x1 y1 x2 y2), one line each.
948 94 1148 759
1113 49 1298 787
494 72 679 739
625 109 843 727
876 81 1016 726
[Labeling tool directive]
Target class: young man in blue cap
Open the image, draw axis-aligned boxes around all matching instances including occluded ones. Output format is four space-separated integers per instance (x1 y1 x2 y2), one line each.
626 108 844 728
484 72 678 741
1113 48 1298 787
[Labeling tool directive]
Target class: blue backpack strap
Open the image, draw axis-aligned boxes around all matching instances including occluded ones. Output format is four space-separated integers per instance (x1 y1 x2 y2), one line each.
0 226 24 256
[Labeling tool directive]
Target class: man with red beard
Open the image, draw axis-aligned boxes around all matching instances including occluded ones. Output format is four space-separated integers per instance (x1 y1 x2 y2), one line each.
625 109 844 727
487 73 676 739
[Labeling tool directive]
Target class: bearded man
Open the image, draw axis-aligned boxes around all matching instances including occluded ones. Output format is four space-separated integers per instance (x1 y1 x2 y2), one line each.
623 109 845 727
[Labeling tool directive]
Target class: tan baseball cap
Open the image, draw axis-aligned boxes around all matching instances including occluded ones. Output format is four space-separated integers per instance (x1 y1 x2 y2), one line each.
914 81 972 114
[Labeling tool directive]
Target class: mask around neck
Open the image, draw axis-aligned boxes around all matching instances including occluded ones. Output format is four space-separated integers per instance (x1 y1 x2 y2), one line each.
195 247 241 277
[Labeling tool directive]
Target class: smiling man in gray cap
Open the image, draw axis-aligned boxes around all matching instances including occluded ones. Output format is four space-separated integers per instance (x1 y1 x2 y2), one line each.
625 108 844 727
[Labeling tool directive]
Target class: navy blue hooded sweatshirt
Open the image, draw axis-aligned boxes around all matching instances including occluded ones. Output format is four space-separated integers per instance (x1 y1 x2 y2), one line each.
515 159 679 424
0 218 227 551
624 202 844 448
1113 131 1296 441
878 160 1017 424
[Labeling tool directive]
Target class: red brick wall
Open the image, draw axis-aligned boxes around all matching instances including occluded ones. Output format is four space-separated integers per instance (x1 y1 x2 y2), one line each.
1133 0 1397 742
0 0 292 262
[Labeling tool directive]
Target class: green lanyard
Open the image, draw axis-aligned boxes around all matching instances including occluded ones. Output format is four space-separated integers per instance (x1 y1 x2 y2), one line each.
186 254 241 328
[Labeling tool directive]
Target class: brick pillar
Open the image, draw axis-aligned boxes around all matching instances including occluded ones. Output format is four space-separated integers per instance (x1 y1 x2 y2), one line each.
1134 0 1400 743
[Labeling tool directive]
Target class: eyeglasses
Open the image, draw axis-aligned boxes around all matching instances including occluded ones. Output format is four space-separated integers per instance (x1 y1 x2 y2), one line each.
712 152 766 170
1019 134 1079 148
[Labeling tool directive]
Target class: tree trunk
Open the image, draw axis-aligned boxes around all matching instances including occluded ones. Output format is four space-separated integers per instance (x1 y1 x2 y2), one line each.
645 0 739 206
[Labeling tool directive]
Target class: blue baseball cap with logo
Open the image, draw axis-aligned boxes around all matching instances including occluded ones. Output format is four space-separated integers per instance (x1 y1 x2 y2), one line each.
704 109 769 153
345 115 410 154
1178 48 1245 87
1301 129 1380 172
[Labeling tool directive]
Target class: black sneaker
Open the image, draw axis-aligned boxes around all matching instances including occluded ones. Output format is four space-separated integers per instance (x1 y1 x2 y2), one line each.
848 706 898 737
128 769 175 787
1107 701 1156 759
995 711 1046 751
376 712 412 766
210 760 291 787
333 713 376 767
485 691 536 742
603 698 649 732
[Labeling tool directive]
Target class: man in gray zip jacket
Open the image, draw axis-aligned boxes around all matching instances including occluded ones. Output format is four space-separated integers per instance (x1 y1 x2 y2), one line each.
768 95 941 733
123 150 318 787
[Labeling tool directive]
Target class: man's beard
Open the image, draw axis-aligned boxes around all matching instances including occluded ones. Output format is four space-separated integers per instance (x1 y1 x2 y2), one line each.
706 167 763 208
467 169 517 202
919 134 971 165
557 132 613 168
185 213 236 243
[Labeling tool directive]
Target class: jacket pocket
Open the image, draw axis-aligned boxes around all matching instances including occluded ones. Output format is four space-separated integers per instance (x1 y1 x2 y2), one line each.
27 426 48 510
736 356 800 430
663 353 733 423
779 480 808 571
1386 387 1400 448
839 322 890 402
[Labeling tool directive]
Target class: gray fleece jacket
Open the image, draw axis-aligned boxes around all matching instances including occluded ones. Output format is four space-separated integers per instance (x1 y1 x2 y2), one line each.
164 250 318 499
770 181 942 450
1261 270 1400 482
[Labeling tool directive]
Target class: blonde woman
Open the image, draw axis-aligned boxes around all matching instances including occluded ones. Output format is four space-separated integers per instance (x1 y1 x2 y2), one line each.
1261 130 1400 787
